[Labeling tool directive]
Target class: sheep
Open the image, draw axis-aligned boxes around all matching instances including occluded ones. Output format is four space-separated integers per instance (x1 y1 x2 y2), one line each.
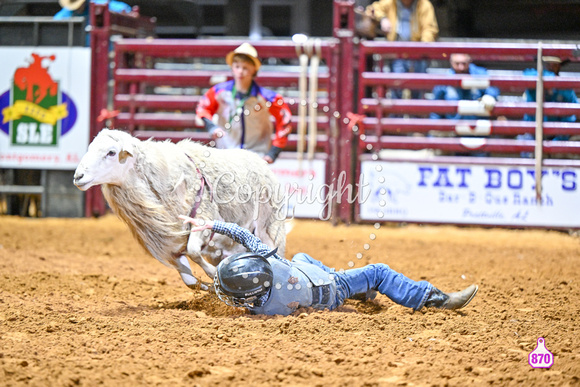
73 129 286 290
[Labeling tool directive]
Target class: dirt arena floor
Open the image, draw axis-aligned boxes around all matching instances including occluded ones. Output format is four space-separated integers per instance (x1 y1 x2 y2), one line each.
1 214 579 386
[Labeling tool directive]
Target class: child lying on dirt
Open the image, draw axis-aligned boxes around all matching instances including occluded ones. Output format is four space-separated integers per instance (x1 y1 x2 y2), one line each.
180 215 478 316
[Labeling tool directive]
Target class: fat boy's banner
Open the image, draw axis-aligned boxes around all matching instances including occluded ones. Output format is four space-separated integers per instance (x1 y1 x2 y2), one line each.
359 161 580 228
0 47 90 170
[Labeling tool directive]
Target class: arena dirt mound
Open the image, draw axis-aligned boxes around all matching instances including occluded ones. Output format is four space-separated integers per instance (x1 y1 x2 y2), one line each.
159 292 247 317
1 215 579 386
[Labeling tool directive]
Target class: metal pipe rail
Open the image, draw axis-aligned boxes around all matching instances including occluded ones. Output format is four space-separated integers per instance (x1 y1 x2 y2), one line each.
114 94 330 113
360 73 580 92
114 94 202 110
114 69 330 89
115 113 330 130
119 116 330 152
361 117 580 137
133 131 330 153
104 12 157 37
114 39 338 59
358 41 580 62
359 136 580 155
360 99 580 118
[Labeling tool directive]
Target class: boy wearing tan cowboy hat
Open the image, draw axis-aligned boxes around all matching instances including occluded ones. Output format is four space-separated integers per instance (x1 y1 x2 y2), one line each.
196 43 292 164
54 0 131 20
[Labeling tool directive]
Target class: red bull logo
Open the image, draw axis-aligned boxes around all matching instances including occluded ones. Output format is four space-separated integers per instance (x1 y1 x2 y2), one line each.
1 53 78 146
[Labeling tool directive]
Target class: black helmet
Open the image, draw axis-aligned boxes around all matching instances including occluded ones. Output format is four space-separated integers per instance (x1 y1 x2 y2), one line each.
214 251 274 308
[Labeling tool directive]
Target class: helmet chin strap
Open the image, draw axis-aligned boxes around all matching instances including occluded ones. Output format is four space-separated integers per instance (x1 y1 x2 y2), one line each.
215 284 263 309
262 247 278 259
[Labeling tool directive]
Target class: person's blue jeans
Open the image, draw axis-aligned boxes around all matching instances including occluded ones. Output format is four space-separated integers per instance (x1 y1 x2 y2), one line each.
391 58 428 74
390 59 428 100
433 87 479 120
517 132 570 158
291 253 432 311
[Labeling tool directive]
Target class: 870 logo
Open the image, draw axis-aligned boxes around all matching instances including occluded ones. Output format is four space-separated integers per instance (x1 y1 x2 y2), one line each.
528 337 554 369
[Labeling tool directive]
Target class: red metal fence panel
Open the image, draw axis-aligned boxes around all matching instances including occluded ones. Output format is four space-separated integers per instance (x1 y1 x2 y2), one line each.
359 41 580 62
360 99 580 118
360 73 580 92
87 3 155 217
85 0 580 228
352 21 580 228
108 37 342 221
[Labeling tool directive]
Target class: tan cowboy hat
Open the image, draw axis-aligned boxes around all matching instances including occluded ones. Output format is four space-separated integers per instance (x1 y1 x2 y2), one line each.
225 43 261 71
541 56 571 66
59 0 86 11
542 56 562 64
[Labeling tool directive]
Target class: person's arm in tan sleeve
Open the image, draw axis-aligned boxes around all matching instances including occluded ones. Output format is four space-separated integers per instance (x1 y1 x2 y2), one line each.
419 3 439 42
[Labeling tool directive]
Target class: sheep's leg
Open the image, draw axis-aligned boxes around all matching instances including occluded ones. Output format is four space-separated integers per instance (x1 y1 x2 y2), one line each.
186 231 217 280
173 255 210 291
253 217 286 258
268 220 287 257
188 252 217 280
251 203 274 247
253 219 275 248
252 201 286 257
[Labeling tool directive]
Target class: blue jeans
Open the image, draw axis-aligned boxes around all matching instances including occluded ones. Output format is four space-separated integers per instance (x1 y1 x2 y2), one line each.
391 59 428 74
517 132 534 158
517 132 570 158
291 253 432 311
390 59 428 100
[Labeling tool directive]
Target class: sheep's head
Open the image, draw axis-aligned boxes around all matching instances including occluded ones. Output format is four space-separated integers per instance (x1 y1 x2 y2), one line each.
73 129 138 191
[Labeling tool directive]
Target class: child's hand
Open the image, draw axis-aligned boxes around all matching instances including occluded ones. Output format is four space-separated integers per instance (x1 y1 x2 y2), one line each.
179 215 213 232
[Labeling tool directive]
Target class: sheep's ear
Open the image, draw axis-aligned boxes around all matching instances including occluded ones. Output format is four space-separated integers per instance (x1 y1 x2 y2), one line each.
118 150 132 164
118 142 134 164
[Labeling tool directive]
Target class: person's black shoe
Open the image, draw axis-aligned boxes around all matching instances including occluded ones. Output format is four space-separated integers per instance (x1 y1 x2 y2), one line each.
351 289 378 302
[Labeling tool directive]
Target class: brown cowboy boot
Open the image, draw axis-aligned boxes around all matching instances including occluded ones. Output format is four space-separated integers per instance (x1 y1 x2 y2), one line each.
424 284 479 310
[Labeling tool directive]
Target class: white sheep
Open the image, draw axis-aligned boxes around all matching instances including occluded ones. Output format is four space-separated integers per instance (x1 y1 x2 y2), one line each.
73 129 286 290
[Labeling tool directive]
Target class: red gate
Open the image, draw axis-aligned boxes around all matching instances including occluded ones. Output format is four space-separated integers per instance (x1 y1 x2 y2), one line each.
102 37 347 222
85 0 580 229
353 38 580 228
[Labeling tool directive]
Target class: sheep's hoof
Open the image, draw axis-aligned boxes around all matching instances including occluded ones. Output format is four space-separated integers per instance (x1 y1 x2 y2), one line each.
201 282 215 292
187 282 213 292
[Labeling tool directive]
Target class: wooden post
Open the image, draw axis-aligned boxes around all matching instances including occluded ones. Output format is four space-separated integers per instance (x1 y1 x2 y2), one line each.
333 0 356 224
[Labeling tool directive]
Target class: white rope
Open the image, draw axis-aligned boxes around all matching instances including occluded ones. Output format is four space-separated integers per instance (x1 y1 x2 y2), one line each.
296 41 309 168
534 43 544 203
307 39 321 161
